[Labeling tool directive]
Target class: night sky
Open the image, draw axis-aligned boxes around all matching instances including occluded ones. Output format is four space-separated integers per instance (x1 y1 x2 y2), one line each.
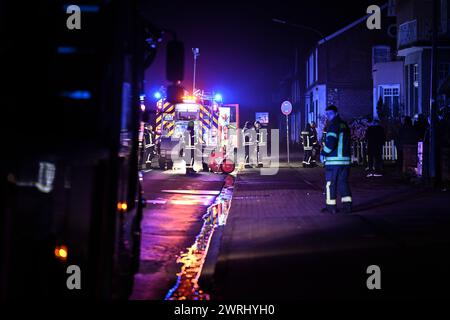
141 0 385 120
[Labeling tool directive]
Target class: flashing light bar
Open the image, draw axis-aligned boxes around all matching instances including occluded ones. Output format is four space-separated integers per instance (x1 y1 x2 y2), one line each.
182 96 197 103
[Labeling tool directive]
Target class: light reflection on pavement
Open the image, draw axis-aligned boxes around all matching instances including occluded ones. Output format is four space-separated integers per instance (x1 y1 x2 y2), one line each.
130 170 226 300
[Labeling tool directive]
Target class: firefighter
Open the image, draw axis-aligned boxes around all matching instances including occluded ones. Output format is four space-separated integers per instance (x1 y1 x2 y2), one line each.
143 124 155 169
320 123 328 164
301 123 316 167
254 121 263 167
184 120 196 172
243 121 252 168
310 121 320 166
320 105 352 214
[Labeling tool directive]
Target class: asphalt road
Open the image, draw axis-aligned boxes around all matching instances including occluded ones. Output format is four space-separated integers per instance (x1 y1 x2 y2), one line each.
130 168 226 300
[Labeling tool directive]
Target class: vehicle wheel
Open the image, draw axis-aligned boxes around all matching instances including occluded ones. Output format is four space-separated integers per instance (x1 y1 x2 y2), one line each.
221 158 235 174
159 158 166 170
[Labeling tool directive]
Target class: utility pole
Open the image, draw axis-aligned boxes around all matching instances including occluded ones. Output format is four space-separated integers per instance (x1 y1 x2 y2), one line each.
429 0 439 184
286 115 290 163
192 48 200 94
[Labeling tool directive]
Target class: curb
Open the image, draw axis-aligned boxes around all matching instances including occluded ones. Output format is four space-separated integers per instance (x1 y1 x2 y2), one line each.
198 173 238 296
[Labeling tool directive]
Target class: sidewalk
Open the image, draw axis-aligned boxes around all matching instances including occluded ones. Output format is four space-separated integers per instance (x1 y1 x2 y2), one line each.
209 163 450 300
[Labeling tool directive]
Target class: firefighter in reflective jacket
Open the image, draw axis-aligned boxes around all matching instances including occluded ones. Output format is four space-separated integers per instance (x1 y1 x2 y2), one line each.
254 121 264 167
184 120 196 171
320 105 352 214
143 124 155 169
243 121 252 168
301 123 317 167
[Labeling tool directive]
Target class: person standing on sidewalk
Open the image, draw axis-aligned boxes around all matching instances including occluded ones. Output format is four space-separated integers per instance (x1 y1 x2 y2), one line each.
254 121 263 167
319 123 328 167
243 121 252 168
301 123 316 167
365 119 386 177
320 105 352 214
310 121 320 167
397 116 418 175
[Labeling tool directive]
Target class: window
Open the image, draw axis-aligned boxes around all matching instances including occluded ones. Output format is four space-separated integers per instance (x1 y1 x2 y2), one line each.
440 0 448 34
315 48 318 81
398 20 417 48
306 60 309 86
439 63 450 86
372 45 391 65
292 80 301 104
382 85 400 118
315 100 319 124
413 64 419 87
412 64 419 114
306 50 318 87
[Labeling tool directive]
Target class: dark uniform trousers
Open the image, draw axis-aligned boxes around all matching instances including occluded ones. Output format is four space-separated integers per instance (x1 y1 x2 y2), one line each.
144 144 154 168
367 147 383 173
325 165 352 207
143 132 155 168
303 149 312 164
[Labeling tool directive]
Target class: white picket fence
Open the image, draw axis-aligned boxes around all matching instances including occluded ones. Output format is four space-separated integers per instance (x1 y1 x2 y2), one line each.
351 139 397 165
382 140 398 161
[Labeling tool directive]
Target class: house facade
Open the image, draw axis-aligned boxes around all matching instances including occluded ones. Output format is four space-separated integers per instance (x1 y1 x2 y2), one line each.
304 5 396 138
372 45 405 119
396 0 450 118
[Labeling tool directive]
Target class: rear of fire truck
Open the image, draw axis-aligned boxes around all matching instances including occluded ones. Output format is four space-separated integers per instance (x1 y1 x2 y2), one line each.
155 92 238 173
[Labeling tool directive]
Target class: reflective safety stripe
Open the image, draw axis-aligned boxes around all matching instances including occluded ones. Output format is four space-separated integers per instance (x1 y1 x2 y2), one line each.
212 113 219 127
325 156 350 161
342 196 352 203
166 122 174 129
165 105 175 113
327 132 337 138
325 181 336 205
325 161 351 165
199 105 211 117
338 132 343 158
323 146 332 153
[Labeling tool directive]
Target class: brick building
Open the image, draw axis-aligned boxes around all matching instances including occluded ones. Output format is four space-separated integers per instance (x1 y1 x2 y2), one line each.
396 0 450 118
304 4 396 138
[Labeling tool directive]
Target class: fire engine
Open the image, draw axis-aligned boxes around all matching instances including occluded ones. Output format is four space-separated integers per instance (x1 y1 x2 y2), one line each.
154 92 239 174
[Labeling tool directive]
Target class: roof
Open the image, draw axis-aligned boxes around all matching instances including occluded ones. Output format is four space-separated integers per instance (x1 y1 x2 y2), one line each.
318 3 388 46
